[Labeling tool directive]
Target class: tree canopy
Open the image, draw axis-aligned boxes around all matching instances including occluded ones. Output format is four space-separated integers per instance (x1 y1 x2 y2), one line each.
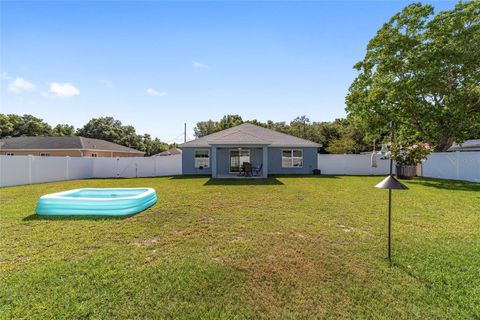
346 1 480 151
193 114 370 154
0 114 170 156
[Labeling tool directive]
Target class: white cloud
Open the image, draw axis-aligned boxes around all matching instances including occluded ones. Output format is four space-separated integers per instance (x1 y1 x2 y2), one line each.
193 61 211 70
7 77 36 93
1 71 11 80
99 79 114 89
49 82 80 97
146 88 167 96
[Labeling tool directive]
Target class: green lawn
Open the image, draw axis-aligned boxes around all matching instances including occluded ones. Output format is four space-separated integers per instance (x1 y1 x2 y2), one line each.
1 176 479 319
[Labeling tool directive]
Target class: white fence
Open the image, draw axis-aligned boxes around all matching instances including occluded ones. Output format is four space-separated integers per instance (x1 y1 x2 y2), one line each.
421 152 480 183
317 154 391 175
0 155 182 187
1 152 478 187
317 152 480 183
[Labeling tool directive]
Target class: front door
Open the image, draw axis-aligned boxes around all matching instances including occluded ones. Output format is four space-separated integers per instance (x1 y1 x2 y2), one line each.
230 149 250 173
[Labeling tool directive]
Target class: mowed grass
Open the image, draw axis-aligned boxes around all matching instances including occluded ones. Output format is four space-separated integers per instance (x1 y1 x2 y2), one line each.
0 176 479 319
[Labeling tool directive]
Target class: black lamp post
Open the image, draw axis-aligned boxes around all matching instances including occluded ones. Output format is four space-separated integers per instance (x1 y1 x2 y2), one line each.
375 121 408 264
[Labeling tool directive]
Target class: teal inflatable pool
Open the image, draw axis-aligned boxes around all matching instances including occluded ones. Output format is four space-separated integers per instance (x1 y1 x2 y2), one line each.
36 188 157 216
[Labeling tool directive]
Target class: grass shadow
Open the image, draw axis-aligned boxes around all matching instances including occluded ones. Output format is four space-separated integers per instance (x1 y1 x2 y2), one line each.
23 213 135 221
270 174 341 179
203 177 284 186
409 178 480 192
169 175 211 180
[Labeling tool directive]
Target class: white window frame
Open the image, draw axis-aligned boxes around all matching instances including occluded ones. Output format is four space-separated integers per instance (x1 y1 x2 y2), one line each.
229 149 250 173
194 149 210 169
6 153 14 156
282 149 303 168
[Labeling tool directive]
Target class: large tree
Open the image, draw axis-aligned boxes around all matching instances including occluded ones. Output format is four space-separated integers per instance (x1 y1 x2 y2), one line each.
346 1 480 151
142 134 169 156
76 117 148 153
0 114 52 138
193 114 245 138
52 124 75 136
192 114 369 154
76 117 125 143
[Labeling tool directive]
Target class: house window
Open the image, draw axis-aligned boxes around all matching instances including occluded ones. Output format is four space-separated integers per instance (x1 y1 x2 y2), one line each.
194 149 210 168
230 149 250 173
6 153 14 156
40 152 50 157
282 149 303 168
91 153 98 158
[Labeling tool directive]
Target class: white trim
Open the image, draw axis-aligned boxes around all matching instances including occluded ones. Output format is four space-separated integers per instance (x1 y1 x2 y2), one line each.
281 149 303 168
194 149 210 168
229 148 251 173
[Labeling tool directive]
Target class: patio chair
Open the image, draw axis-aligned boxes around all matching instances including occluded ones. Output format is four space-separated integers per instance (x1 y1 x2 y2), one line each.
242 162 253 177
252 163 263 176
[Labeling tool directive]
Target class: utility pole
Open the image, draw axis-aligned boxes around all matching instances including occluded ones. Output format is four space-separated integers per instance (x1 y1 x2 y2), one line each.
303 119 306 139
184 123 187 143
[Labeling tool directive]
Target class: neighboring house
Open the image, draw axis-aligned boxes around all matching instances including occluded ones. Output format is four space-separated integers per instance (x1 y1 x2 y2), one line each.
0 136 145 157
180 123 320 178
447 139 480 152
153 148 182 156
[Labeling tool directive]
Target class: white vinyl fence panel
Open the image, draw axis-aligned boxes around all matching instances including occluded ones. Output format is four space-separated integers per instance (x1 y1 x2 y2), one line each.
68 157 95 180
92 155 182 178
0 154 182 187
318 154 392 175
31 156 69 184
2 152 478 187
422 152 480 183
0 155 31 187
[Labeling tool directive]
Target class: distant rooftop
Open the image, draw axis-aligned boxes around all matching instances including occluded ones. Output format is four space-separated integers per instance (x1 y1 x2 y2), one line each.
0 136 144 154
153 148 182 156
180 123 321 148
448 139 480 152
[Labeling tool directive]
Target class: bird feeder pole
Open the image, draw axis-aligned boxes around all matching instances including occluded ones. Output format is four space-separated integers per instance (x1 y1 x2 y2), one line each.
375 120 407 266
388 121 394 262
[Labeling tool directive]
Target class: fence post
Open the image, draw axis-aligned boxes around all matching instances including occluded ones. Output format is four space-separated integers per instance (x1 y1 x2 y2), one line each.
455 151 460 180
116 157 120 178
28 155 33 185
66 156 70 180
153 157 156 177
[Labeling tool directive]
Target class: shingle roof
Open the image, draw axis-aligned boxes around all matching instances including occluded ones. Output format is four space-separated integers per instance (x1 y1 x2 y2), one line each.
154 148 183 156
180 123 321 148
448 139 480 151
0 136 144 153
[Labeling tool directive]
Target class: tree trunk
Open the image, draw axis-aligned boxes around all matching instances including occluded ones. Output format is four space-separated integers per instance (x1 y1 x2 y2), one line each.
437 135 454 152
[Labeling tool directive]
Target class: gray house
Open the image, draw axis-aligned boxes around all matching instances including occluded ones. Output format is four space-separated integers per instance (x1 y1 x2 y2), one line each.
180 123 320 178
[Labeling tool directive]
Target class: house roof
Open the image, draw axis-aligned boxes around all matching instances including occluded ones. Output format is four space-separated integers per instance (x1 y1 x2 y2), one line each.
448 139 480 152
180 123 321 148
153 148 183 156
0 136 145 154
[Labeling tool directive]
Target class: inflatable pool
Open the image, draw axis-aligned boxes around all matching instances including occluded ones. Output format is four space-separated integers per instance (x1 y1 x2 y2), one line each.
35 188 157 216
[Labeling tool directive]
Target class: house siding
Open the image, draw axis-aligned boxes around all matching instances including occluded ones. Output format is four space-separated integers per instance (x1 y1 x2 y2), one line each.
182 146 318 176
267 147 318 175
216 148 263 175
182 147 212 175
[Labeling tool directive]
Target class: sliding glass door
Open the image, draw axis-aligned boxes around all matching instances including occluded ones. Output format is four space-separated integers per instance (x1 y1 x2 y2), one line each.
230 149 250 172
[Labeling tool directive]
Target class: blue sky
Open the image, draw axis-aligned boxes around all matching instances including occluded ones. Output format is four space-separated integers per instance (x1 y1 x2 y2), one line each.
1 1 455 143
